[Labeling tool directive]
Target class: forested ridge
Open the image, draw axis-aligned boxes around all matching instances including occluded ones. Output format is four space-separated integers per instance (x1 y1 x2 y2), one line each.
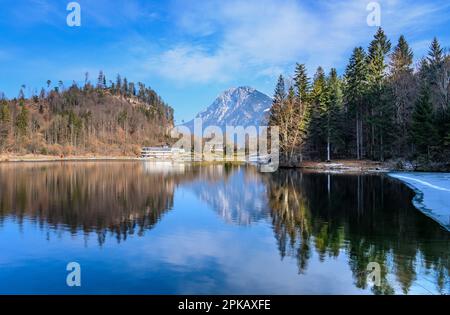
269 28 450 168
0 72 174 156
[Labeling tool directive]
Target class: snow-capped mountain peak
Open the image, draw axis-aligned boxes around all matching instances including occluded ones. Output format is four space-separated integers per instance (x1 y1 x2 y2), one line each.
186 86 272 128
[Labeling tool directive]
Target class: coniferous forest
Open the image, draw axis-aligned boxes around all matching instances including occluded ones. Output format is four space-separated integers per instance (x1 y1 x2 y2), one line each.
0 73 174 156
269 28 450 169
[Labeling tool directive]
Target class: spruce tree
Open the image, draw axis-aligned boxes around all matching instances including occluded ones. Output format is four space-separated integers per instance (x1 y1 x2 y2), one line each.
0 100 11 145
322 68 344 161
15 102 29 137
389 35 415 156
273 75 286 105
411 86 438 159
345 47 369 159
390 35 413 73
116 74 122 95
367 27 392 160
425 38 448 112
428 37 444 65
97 71 104 89
309 67 327 157
294 63 310 104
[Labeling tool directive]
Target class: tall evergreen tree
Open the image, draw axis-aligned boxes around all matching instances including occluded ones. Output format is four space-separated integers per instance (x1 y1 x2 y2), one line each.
116 74 122 95
321 68 344 161
389 35 416 155
15 102 29 138
123 77 129 96
367 27 392 160
294 63 310 104
97 71 105 89
345 47 369 160
0 100 11 147
273 75 286 105
411 86 438 160
390 35 413 73
308 67 327 157
428 37 444 65
425 37 448 111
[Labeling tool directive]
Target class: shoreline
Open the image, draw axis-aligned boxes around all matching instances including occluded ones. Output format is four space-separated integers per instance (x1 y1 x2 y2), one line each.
1 155 448 173
298 160 392 173
0 155 142 163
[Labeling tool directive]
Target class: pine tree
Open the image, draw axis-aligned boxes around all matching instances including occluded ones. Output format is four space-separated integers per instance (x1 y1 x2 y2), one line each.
425 38 448 112
411 86 438 159
367 27 392 160
389 35 416 155
390 35 413 73
97 71 104 89
0 100 11 149
116 74 122 95
428 37 444 65
15 102 29 137
273 75 286 105
345 47 369 159
123 77 129 96
322 68 344 161
308 67 327 157
294 63 310 104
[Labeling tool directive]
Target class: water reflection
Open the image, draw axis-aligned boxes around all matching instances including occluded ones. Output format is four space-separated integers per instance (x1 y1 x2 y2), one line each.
186 166 270 225
0 162 182 244
0 162 448 294
266 170 449 294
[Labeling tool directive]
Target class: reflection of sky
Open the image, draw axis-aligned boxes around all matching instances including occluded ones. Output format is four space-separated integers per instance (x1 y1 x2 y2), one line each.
185 169 269 225
0 183 447 294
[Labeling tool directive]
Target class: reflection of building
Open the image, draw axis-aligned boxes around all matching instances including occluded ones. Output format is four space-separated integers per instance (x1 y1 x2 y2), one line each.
141 146 186 159
142 161 186 174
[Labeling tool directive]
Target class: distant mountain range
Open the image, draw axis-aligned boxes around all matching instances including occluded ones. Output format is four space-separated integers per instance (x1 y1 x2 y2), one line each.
184 86 272 129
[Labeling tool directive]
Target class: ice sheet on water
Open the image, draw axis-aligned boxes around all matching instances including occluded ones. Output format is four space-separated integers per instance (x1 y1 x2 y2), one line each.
388 172 450 231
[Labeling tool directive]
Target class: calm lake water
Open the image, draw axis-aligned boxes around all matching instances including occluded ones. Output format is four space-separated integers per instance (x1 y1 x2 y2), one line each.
0 162 448 294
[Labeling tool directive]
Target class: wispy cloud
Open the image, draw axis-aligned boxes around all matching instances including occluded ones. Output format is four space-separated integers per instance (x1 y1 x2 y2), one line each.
147 0 450 83
1 0 449 120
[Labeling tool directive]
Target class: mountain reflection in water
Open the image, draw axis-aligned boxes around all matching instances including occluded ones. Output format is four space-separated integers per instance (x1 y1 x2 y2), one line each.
0 162 448 294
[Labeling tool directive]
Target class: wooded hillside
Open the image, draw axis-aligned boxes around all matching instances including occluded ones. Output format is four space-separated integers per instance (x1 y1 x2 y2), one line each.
0 73 174 156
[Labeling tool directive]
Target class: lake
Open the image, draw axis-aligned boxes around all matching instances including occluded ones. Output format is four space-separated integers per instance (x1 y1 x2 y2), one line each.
0 162 448 294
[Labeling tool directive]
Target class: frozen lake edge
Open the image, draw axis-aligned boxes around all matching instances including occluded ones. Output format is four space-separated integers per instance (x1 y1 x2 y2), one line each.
388 172 450 232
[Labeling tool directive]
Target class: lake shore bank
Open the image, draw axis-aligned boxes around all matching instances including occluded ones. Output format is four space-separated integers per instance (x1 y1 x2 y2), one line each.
298 159 450 173
0 154 141 162
1 155 449 173
298 160 391 173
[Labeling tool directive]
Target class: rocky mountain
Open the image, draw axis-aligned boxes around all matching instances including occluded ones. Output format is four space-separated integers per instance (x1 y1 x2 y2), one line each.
185 86 272 129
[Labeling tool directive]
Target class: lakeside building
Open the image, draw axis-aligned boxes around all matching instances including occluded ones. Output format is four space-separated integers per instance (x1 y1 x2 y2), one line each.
141 146 186 159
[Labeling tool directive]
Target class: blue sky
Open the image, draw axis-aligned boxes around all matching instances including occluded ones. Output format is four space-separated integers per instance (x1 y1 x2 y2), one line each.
0 0 449 123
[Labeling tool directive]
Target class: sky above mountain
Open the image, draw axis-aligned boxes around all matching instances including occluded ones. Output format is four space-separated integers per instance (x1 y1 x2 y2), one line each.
0 0 449 123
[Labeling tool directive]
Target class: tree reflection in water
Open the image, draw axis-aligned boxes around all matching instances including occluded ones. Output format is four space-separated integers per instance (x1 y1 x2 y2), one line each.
265 170 449 294
0 162 185 245
0 163 448 294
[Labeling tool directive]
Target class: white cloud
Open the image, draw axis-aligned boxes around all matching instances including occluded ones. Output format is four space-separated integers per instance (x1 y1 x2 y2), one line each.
148 45 240 83
149 0 449 83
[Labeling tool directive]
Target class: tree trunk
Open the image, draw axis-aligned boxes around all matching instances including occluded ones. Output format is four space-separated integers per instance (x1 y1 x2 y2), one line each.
356 112 360 160
327 134 330 162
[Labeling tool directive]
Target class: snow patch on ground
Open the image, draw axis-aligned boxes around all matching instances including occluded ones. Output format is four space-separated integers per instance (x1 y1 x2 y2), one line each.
388 172 450 232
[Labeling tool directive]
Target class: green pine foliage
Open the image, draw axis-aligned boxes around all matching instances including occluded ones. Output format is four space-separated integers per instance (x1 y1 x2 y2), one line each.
269 28 450 165
410 86 438 159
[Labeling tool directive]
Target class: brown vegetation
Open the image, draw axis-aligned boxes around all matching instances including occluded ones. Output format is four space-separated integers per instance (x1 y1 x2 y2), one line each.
0 74 174 156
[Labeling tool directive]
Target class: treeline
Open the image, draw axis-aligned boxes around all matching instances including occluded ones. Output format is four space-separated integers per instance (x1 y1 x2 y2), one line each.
0 72 174 156
269 28 450 167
